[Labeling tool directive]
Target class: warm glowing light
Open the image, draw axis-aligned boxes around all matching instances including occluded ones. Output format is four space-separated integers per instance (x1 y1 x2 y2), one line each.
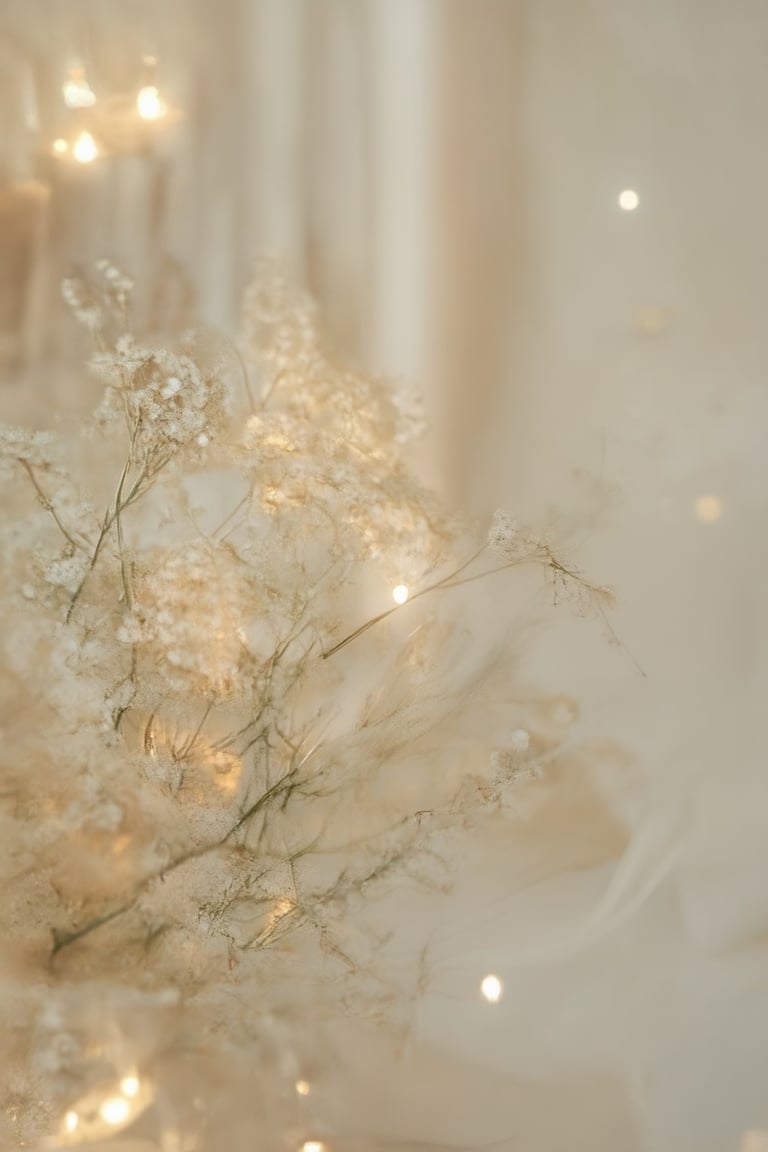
618 189 639 211
695 495 722 523
100 1096 130 1126
64 1110 79 1133
52 137 68 156
392 584 409 605
295 1079 312 1097
261 896 295 941
120 1074 140 1098
480 974 503 1003
137 85 167 121
73 131 98 164
301 1143 325 1152
210 749 238 775
742 1132 768 1152
634 305 671 336
63 69 96 109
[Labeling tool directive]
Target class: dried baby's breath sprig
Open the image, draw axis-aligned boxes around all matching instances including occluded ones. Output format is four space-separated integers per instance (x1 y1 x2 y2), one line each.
0 264 621 1148
61 260 136 339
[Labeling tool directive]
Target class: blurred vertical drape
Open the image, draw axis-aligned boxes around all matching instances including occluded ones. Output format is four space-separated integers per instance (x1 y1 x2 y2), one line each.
0 0 522 498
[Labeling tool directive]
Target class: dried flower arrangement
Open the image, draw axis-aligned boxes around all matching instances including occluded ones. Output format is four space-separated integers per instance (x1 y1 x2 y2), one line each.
0 263 614 1151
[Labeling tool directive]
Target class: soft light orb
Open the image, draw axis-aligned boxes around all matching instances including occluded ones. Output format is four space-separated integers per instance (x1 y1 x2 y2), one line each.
392 584 409 605
137 84 167 121
64 1111 79 1133
695 495 722 523
618 189 639 211
52 138 68 156
63 70 96 109
301 1143 326 1152
480 973 503 1003
73 131 98 164
100 1096 130 1126
120 1074 140 1098
295 1079 312 1096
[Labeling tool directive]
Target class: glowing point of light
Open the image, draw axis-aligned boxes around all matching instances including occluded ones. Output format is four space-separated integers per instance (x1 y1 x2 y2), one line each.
100 1096 130 1126
618 189 639 211
295 1079 312 1097
742 1132 768 1152
120 1074 140 1098
73 131 98 164
480 974 503 1003
64 1110 79 1133
63 71 96 109
137 85 167 121
695 495 722 523
392 584 409 605
52 138 68 156
301 1143 325 1152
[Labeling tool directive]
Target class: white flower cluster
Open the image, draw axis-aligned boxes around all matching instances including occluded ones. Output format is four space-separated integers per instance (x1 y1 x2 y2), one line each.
43 555 87 592
62 260 134 331
61 277 101 328
94 258 134 311
129 540 254 693
0 424 53 467
100 337 226 456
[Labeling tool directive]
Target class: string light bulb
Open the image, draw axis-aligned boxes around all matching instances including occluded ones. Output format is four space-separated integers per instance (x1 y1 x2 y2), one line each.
301 1142 326 1152
58 1074 155 1144
295 1079 312 1096
100 1096 130 1126
52 137 68 156
392 584 409 605
480 973 503 1003
618 189 639 211
73 131 98 164
137 84 167 121
120 1073 140 1098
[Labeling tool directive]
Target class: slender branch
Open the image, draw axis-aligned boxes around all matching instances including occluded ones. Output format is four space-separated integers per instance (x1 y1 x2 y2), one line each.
49 766 302 959
51 899 137 956
177 701 215 760
18 460 88 553
322 545 487 659
65 452 135 621
230 342 257 413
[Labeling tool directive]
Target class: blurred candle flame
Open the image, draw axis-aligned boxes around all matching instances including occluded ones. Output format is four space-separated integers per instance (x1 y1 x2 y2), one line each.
73 131 98 164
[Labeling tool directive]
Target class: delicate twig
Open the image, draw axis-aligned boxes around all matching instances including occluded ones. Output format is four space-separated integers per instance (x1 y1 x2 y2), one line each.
322 545 487 659
51 899 137 956
49 765 303 959
177 701 215 760
18 460 88 553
